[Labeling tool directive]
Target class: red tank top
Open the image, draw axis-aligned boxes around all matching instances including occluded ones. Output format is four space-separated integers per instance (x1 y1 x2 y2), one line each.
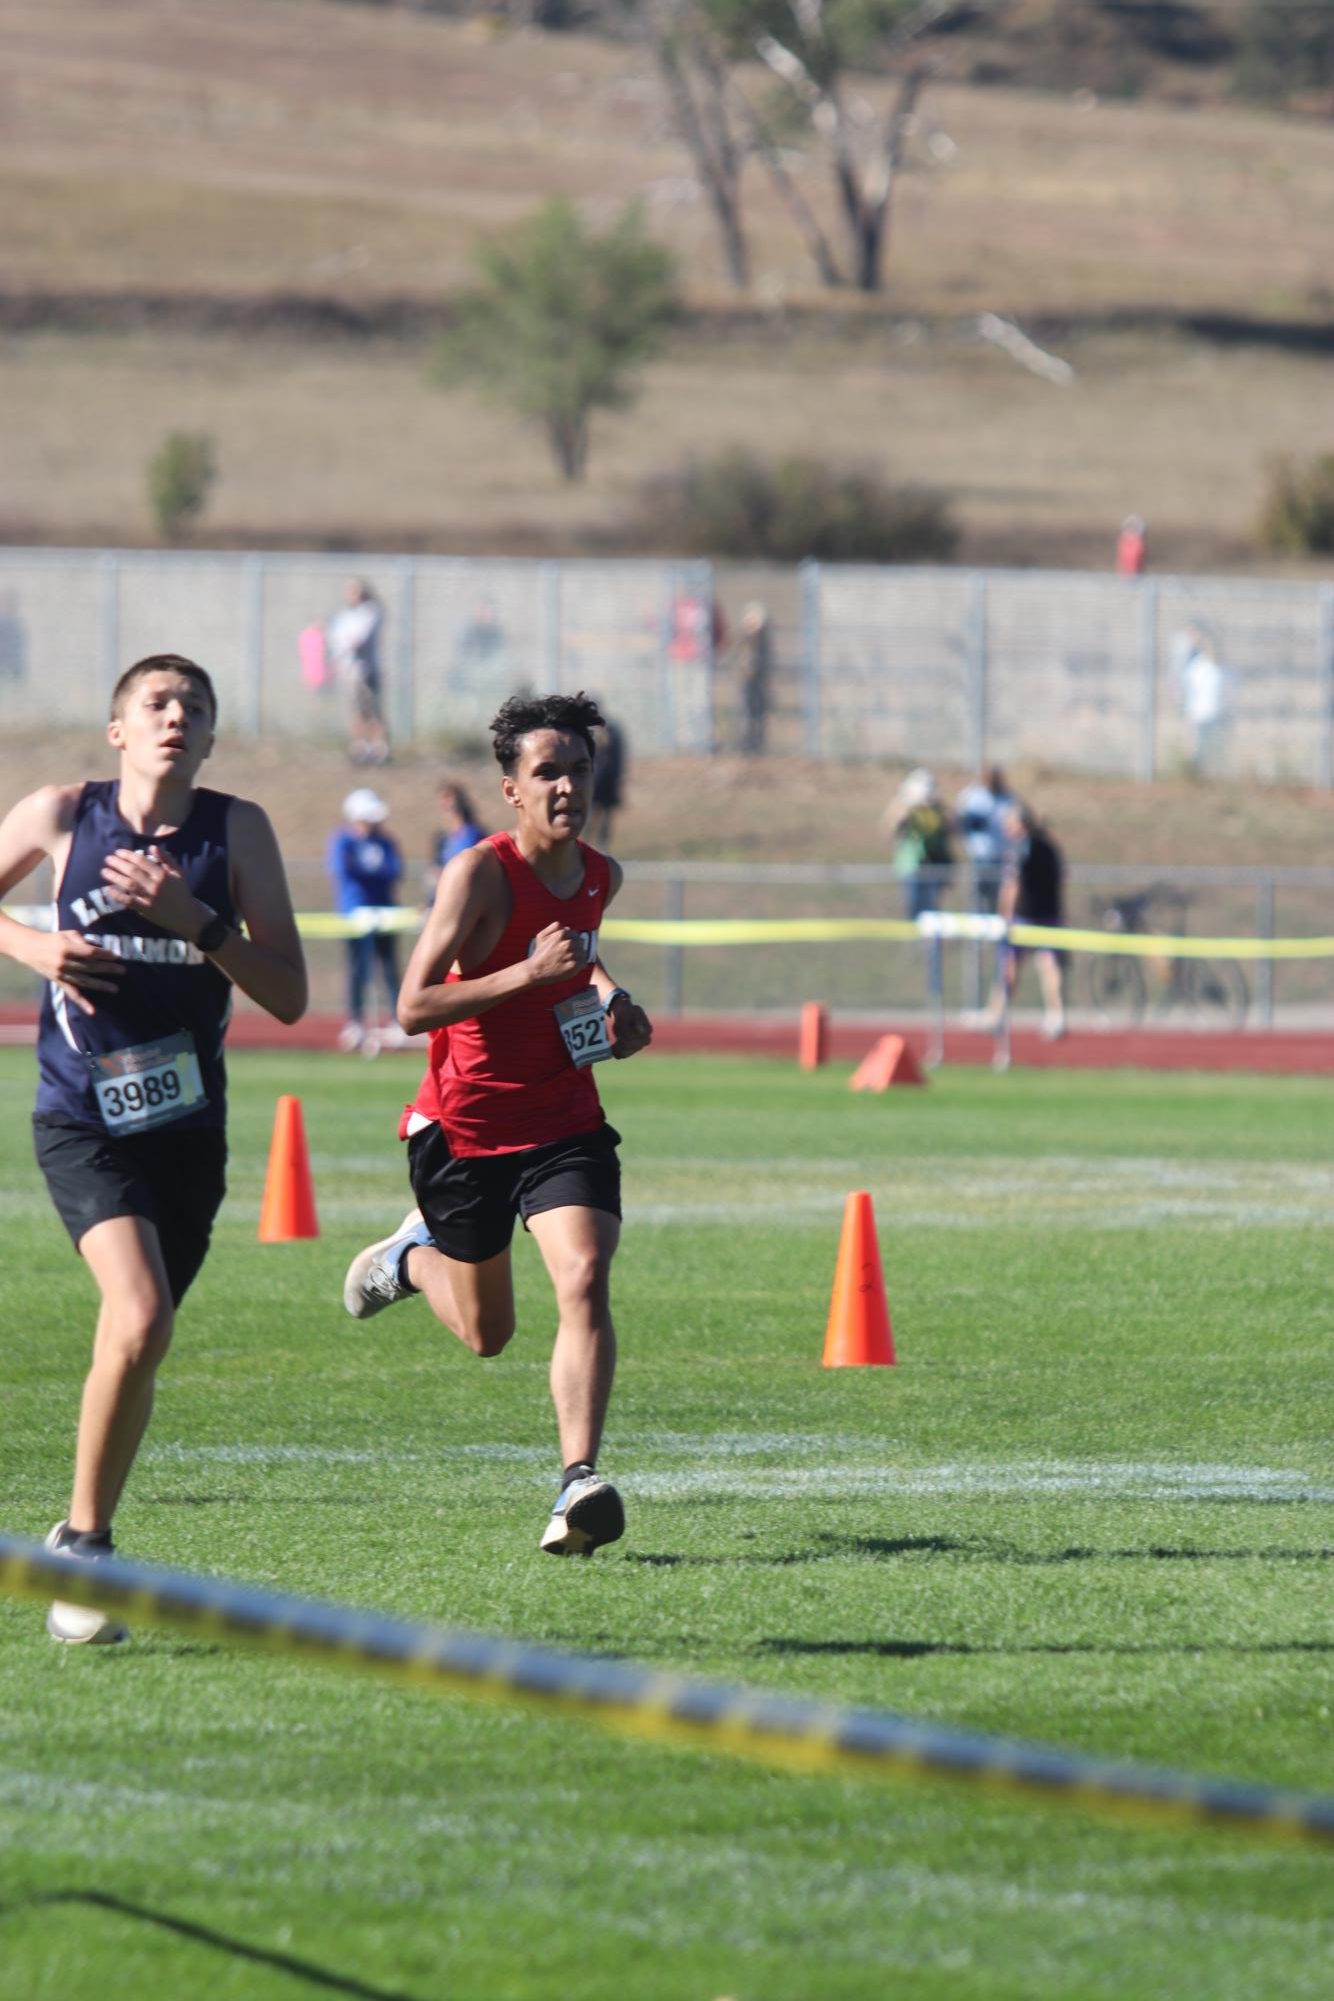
410 832 612 1156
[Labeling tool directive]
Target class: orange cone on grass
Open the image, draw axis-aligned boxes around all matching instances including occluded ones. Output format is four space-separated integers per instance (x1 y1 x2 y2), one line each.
849 1033 925 1092
821 1191 896 1367
258 1094 319 1242
798 1001 829 1070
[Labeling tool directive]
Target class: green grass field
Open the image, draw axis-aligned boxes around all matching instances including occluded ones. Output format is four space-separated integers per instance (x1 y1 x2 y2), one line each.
1 1047 1330 2000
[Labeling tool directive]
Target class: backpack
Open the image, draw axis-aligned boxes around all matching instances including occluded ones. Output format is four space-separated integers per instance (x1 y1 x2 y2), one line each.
916 806 954 868
894 804 953 876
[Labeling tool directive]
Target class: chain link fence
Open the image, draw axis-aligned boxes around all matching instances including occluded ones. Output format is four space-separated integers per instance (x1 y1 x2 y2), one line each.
802 566 1334 784
2 548 1332 786
0 550 718 756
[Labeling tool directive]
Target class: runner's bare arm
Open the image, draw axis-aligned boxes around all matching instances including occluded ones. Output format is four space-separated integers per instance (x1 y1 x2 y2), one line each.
589 860 653 1059
221 801 308 1022
397 844 590 1036
100 800 307 1023
0 786 124 1015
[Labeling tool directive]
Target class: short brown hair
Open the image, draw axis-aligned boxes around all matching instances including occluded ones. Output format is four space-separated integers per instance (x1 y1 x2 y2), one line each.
110 654 218 724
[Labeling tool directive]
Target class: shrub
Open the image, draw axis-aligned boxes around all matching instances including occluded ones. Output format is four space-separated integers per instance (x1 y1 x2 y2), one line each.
1257 452 1334 556
431 200 678 483
147 432 217 542
1231 0 1334 105
637 450 958 563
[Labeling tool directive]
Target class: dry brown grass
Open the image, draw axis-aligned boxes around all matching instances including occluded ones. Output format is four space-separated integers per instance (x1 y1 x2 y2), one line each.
5 729 1331 876
2 321 1328 572
4 3 1331 313
1 0 1332 568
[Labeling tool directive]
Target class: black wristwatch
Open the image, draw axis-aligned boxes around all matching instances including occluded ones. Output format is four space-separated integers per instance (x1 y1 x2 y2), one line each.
603 986 631 1015
195 910 233 954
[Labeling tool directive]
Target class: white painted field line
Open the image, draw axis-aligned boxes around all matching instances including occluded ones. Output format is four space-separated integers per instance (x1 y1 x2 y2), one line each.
141 1442 1333 1504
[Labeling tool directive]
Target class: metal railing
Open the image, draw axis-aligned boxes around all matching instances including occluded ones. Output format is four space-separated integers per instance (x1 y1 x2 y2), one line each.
3 859 1329 1028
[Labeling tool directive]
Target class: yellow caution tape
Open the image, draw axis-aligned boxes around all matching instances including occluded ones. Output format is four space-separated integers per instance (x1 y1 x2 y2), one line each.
1 1535 1330 1848
602 917 922 946
7 904 1333 959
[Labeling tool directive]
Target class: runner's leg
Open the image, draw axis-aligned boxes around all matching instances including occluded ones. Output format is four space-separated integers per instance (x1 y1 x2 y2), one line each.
68 1215 174 1531
403 1240 516 1358
526 1205 619 1469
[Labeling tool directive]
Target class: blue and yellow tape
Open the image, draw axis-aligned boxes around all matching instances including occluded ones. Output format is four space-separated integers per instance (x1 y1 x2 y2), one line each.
3 1535 1330 1848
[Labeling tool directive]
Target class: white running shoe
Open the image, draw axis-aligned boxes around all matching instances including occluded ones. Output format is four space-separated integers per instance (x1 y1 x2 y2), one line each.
539 1473 625 1557
45 1522 128 1646
337 1021 365 1054
342 1209 434 1319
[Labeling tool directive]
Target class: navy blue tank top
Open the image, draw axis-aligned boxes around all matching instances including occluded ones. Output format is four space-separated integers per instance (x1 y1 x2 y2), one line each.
35 782 236 1133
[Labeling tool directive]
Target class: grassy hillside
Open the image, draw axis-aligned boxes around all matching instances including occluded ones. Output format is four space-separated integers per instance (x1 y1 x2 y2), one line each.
1 0 1331 567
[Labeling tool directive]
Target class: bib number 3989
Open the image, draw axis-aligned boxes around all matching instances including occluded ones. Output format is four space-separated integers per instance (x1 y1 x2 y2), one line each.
553 989 612 1068
90 1032 206 1133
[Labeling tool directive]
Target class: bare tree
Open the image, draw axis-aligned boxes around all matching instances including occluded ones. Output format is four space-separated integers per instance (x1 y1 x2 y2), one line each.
646 0 990 296
652 8 753 289
750 0 975 293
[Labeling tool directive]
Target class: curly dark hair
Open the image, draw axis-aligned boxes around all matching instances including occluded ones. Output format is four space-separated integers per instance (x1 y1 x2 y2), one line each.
490 691 605 773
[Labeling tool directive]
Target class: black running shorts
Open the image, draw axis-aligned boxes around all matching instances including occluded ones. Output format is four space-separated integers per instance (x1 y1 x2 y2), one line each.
407 1120 622 1265
33 1114 228 1306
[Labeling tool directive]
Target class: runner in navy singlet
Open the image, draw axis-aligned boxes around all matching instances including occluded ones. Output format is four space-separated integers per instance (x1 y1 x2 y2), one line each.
342 691 653 1558
0 653 307 1642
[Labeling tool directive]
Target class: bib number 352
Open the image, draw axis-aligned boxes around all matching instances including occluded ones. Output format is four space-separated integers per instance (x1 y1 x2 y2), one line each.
553 989 612 1068
90 1032 206 1133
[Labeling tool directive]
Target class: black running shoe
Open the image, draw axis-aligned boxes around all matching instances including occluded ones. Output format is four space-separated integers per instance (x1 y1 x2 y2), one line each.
539 1473 625 1557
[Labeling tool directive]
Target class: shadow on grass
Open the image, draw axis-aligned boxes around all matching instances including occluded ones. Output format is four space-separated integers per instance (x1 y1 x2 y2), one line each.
625 1536 1332 1568
7 1891 426 2000
756 1637 1333 1660
841 1535 1334 1565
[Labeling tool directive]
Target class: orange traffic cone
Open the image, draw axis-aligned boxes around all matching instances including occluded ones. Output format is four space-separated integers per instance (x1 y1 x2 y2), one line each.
849 1033 926 1092
822 1191 896 1367
798 1001 829 1070
258 1095 319 1242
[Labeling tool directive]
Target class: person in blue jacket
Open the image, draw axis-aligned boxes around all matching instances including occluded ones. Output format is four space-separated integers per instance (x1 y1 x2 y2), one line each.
327 787 405 1054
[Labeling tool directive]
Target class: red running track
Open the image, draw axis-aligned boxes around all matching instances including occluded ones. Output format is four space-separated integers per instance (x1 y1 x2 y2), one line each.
2 1007 1331 1075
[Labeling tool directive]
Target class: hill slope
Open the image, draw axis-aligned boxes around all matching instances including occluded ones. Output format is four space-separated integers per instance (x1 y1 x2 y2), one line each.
0 0 1331 567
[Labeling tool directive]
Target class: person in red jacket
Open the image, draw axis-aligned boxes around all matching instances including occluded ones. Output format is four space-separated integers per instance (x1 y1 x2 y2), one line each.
343 690 652 1557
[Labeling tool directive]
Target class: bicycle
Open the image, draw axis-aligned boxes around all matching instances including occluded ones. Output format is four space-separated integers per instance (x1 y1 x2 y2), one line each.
1085 882 1249 1030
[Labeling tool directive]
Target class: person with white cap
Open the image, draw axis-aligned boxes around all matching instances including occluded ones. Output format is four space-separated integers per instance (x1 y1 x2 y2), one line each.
326 787 405 1055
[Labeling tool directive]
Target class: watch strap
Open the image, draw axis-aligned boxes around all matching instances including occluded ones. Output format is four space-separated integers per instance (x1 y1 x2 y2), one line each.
195 911 231 954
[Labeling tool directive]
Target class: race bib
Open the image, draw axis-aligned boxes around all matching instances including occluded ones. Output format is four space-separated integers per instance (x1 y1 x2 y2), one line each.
553 989 613 1068
88 1031 206 1134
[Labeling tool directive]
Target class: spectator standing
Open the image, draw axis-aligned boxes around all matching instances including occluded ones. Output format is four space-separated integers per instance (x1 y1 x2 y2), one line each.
327 787 405 1055
954 766 1014 915
734 602 773 755
327 578 388 767
884 769 954 921
1171 626 1229 777
0 589 28 686
992 801 1067 1041
424 781 485 903
882 769 954 1002
588 710 627 848
1116 514 1147 575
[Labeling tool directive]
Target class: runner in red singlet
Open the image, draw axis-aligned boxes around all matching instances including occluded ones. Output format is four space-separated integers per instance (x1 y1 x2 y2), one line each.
342 692 652 1557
